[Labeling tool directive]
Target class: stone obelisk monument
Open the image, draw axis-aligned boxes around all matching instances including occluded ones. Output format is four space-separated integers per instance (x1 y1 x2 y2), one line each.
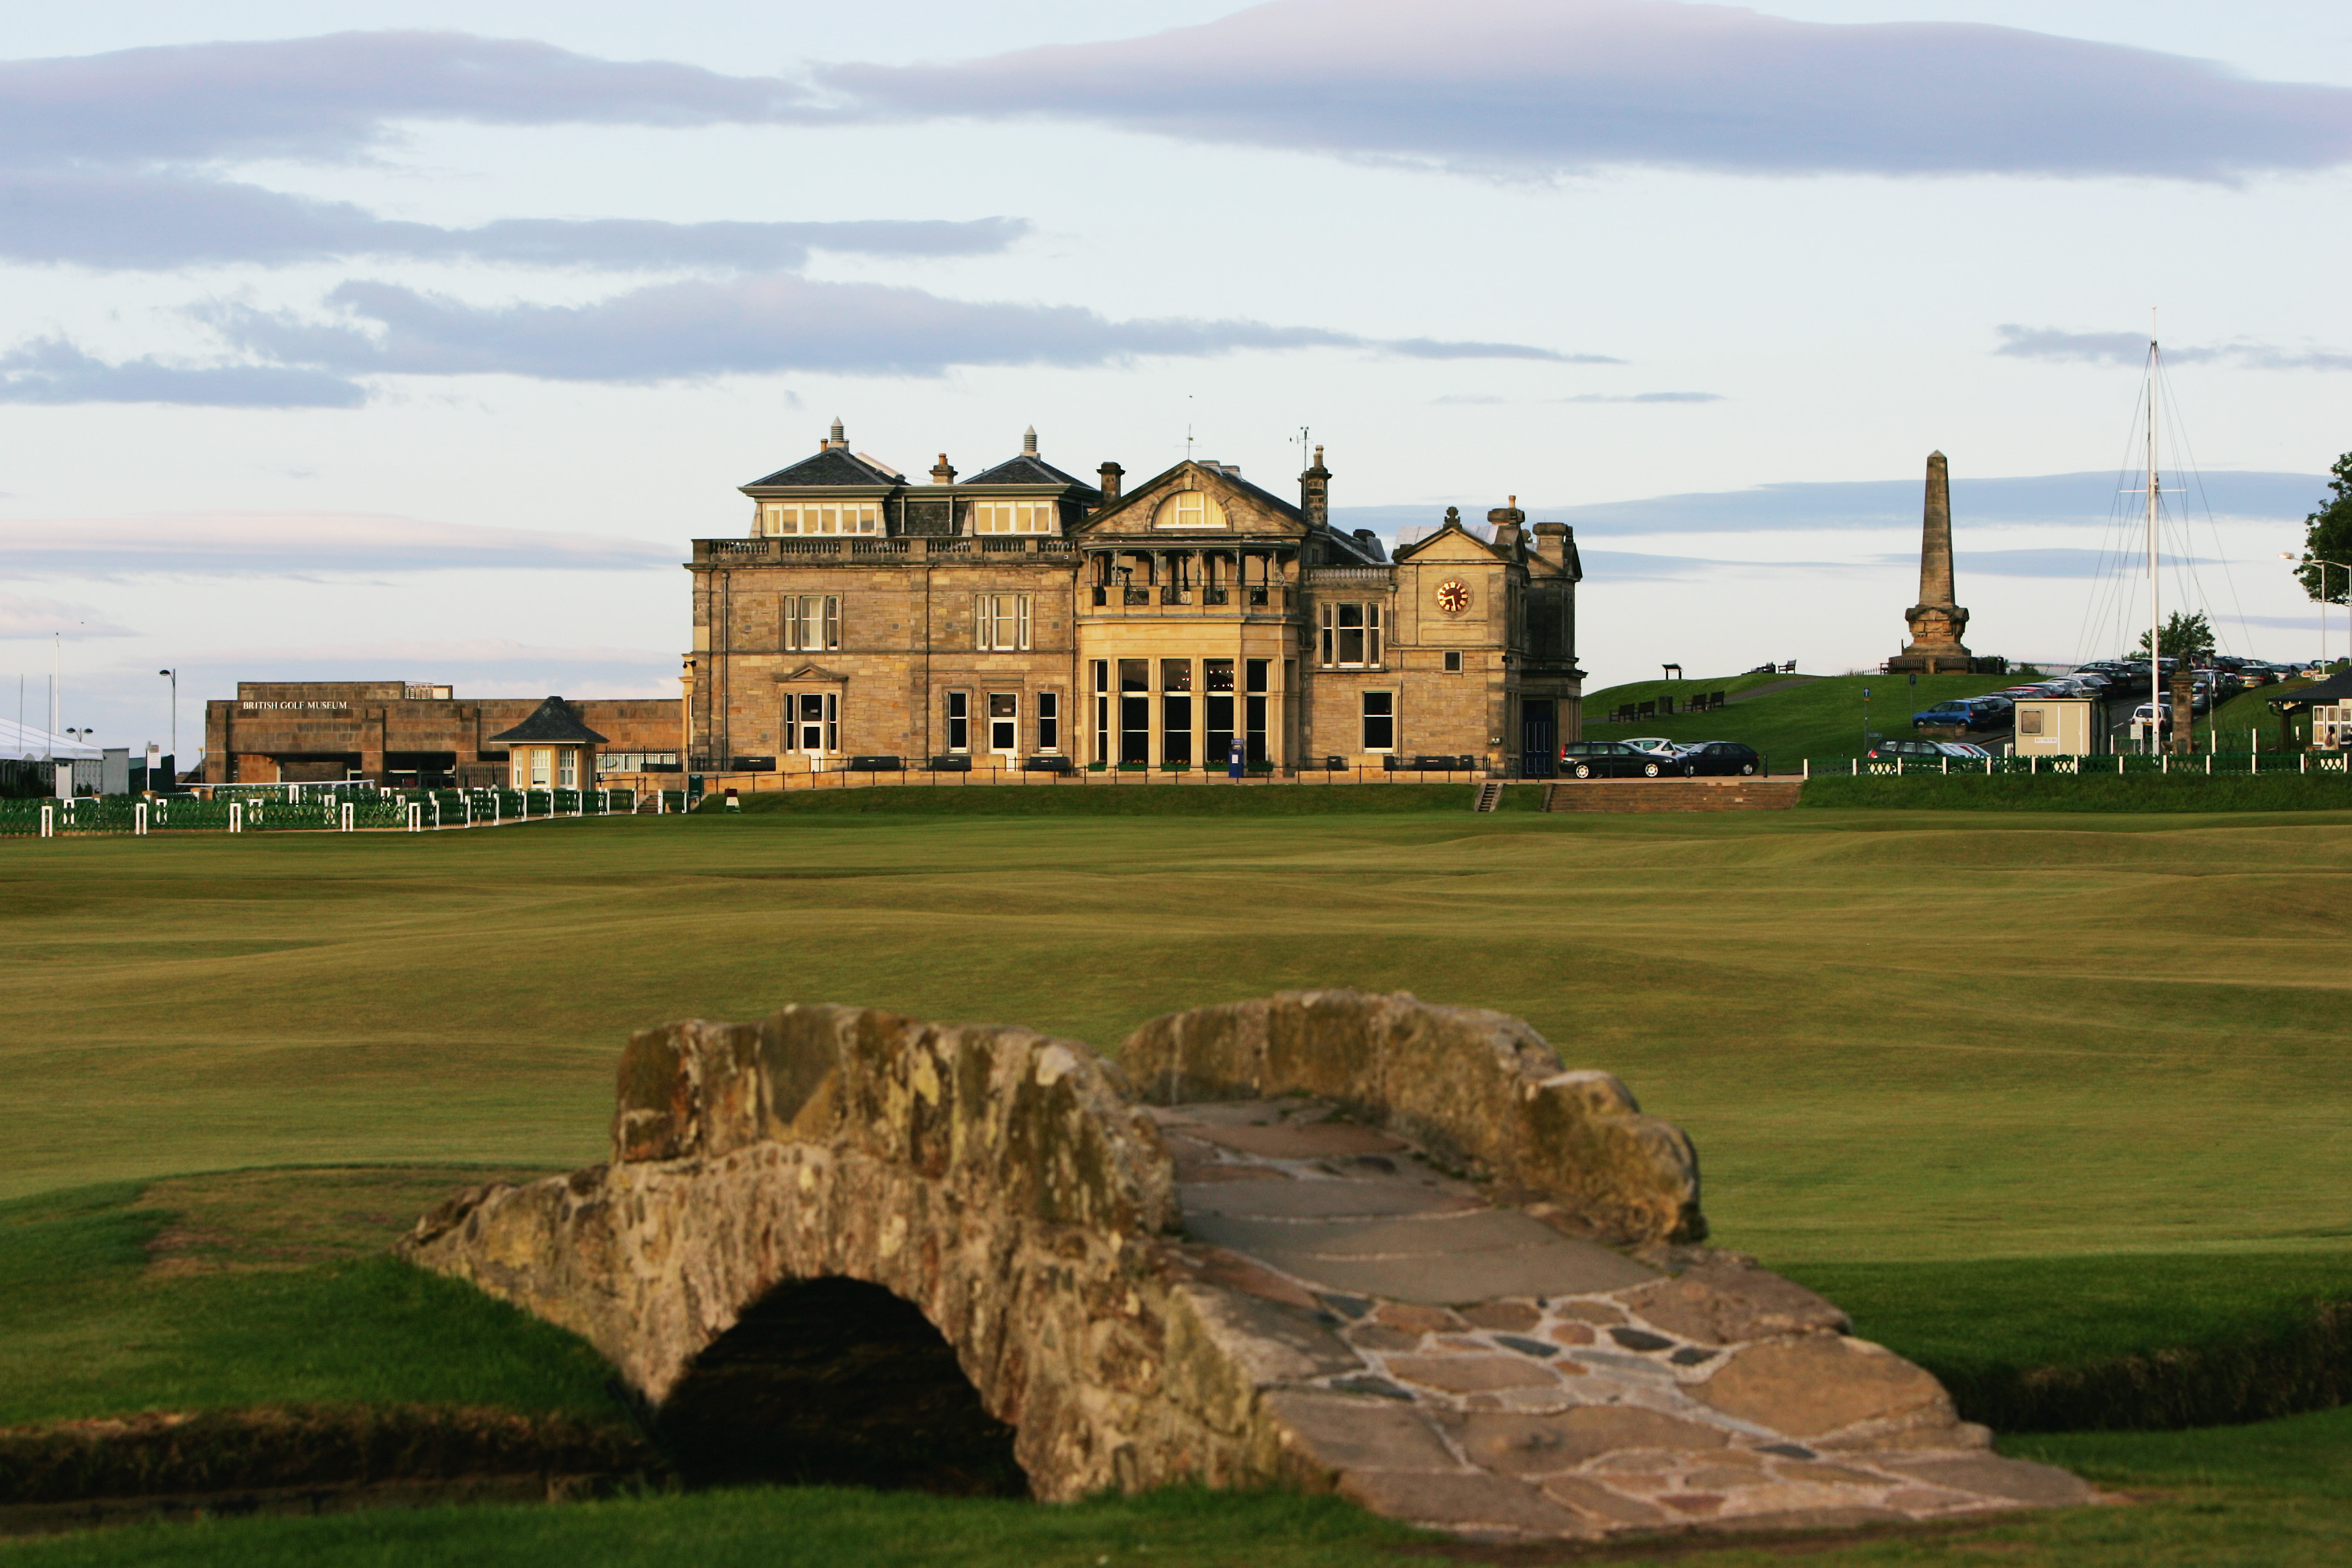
1889 450 1973 674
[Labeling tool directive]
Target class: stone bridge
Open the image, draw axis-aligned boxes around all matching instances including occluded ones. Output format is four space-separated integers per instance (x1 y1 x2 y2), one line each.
404 990 2095 1540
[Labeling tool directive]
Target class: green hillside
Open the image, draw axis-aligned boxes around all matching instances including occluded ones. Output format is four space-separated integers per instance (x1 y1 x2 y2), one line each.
1581 669 2030 765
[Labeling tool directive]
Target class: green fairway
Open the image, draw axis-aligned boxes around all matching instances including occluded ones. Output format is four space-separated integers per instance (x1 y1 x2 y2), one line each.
7 807 2351 1564
6 810 2352 1265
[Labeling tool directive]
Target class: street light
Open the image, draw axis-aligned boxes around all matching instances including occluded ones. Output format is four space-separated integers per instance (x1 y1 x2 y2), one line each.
2282 553 2351 667
158 669 177 764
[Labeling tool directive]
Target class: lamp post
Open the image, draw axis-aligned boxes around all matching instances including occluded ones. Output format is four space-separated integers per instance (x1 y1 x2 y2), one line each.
2283 553 2351 667
158 669 177 764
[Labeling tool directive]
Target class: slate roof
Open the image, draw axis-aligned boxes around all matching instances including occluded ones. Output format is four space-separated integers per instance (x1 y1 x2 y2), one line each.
963 453 1098 493
488 697 608 745
742 447 903 490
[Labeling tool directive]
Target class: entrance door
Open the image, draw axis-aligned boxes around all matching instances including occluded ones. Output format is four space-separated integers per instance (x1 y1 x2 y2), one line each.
987 693 1019 760
1520 699 1557 778
797 693 838 756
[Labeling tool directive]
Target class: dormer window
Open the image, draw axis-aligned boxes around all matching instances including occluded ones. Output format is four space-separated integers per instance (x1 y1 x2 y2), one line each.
1152 491 1228 530
971 500 1060 535
761 501 880 536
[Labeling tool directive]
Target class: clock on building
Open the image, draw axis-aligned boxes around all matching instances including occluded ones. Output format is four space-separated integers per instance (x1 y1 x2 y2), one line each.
1435 579 1472 615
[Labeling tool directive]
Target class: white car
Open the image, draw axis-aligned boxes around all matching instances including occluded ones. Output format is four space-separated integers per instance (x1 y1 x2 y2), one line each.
1622 736 1679 756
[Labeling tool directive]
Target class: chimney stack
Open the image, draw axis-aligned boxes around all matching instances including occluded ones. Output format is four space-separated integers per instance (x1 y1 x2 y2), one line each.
1023 426 1038 456
824 416 847 451
1300 443 1330 528
1532 521 1569 571
1097 461 1124 501
1487 494 1526 556
930 453 957 484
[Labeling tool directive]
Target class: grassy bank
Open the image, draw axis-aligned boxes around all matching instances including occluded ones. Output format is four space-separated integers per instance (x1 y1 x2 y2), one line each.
1800 769 2352 813
1581 669 2024 761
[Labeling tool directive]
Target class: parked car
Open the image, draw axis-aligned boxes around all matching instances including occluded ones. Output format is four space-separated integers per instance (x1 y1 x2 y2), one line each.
1620 736 1679 756
1868 738 1948 759
1673 741 1764 777
1912 701 1977 728
1560 741 1673 778
1934 740 1993 760
1913 698 2008 731
2128 702 2174 732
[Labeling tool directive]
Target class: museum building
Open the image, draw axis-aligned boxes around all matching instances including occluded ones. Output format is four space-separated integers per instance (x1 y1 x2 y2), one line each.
686 422 1586 775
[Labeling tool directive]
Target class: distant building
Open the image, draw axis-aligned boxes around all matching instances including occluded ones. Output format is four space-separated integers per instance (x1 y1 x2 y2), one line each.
203 683 680 787
685 422 1586 775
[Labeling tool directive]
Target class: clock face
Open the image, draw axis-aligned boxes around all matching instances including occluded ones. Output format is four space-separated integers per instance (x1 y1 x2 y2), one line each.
1436 579 1472 615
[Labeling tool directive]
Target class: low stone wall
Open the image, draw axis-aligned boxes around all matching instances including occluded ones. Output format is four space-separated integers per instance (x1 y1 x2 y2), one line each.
1120 989 1703 1244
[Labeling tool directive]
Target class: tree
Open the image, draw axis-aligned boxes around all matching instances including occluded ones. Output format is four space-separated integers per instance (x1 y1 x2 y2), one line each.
2293 451 2352 604
2135 610 2215 659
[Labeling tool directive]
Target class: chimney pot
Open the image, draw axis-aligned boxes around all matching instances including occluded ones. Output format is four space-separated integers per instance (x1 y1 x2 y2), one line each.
1023 426 1038 456
1097 461 1124 501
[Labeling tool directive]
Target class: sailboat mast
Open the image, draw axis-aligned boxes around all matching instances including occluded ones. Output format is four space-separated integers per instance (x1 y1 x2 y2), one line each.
2147 339 2161 752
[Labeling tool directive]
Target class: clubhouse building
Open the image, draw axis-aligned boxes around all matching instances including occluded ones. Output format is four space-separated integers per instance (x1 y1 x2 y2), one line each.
205 422 1589 783
686 422 1585 776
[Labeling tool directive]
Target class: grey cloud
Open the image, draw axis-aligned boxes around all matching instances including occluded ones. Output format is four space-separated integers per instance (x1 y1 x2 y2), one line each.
0 31 818 167
818 0 2352 181
0 511 675 578
1559 391 1722 404
1893 547 2225 578
0 336 363 408
181 273 1567 384
0 168 1030 271
1383 338 1620 364
1331 469 2329 538
1996 325 2352 371
0 591 136 638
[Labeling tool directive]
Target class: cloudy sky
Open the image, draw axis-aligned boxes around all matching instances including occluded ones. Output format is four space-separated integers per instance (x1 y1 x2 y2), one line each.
6 0 2352 754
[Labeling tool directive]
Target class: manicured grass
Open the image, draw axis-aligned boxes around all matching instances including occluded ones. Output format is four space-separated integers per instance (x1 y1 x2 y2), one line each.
6 812 2352 1269
1581 671 2026 763
0 1172 619 1428
9 1414 2352 1567
1800 770 2352 813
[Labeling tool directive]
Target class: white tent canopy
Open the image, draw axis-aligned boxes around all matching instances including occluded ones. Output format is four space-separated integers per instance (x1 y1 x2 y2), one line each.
0 716 100 761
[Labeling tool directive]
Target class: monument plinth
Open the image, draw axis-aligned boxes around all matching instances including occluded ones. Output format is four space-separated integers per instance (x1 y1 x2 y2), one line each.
1887 450 1974 675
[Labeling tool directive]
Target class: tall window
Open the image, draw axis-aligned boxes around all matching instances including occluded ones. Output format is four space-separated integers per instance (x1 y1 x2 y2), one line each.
1118 659 1149 765
1204 658 1235 769
970 501 1059 534
1091 661 1110 765
1361 691 1396 752
761 501 880 536
784 594 840 651
976 594 1032 650
1151 491 1228 530
1244 658 1270 767
945 691 969 753
1161 658 1193 767
1319 603 1383 669
987 693 1019 755
1037 691 1061 754
792 692 838 754
557 749 578 789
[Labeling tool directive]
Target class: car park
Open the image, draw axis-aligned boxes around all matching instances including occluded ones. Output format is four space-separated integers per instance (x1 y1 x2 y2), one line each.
1673 741 1764 777
1559 741 1673 778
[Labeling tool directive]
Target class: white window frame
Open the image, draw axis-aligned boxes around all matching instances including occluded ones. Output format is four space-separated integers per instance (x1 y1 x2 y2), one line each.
1319 602 1383 669
557 748 579 789
785 594 841 651
976 593 1032 651
761 501 881 536
791 691 840 754
971 500 1059 535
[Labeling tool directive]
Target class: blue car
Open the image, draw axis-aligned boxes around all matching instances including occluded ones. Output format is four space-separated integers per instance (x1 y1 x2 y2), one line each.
1914 698 2008 731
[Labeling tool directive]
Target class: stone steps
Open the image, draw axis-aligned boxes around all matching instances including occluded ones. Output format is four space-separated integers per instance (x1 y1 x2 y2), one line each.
1547 779 1804 813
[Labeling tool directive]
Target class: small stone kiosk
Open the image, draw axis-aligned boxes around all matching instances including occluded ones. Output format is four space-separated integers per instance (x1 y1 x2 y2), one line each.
1885 452 1975 676
488 696 607 791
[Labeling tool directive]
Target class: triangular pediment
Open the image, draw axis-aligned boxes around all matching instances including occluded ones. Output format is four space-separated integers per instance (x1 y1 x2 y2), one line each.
1078 460 1309 540
1395 513 1509 565
771 663 849 683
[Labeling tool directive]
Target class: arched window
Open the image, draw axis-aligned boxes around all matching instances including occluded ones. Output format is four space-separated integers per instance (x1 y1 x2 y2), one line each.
1151 491 1227 530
